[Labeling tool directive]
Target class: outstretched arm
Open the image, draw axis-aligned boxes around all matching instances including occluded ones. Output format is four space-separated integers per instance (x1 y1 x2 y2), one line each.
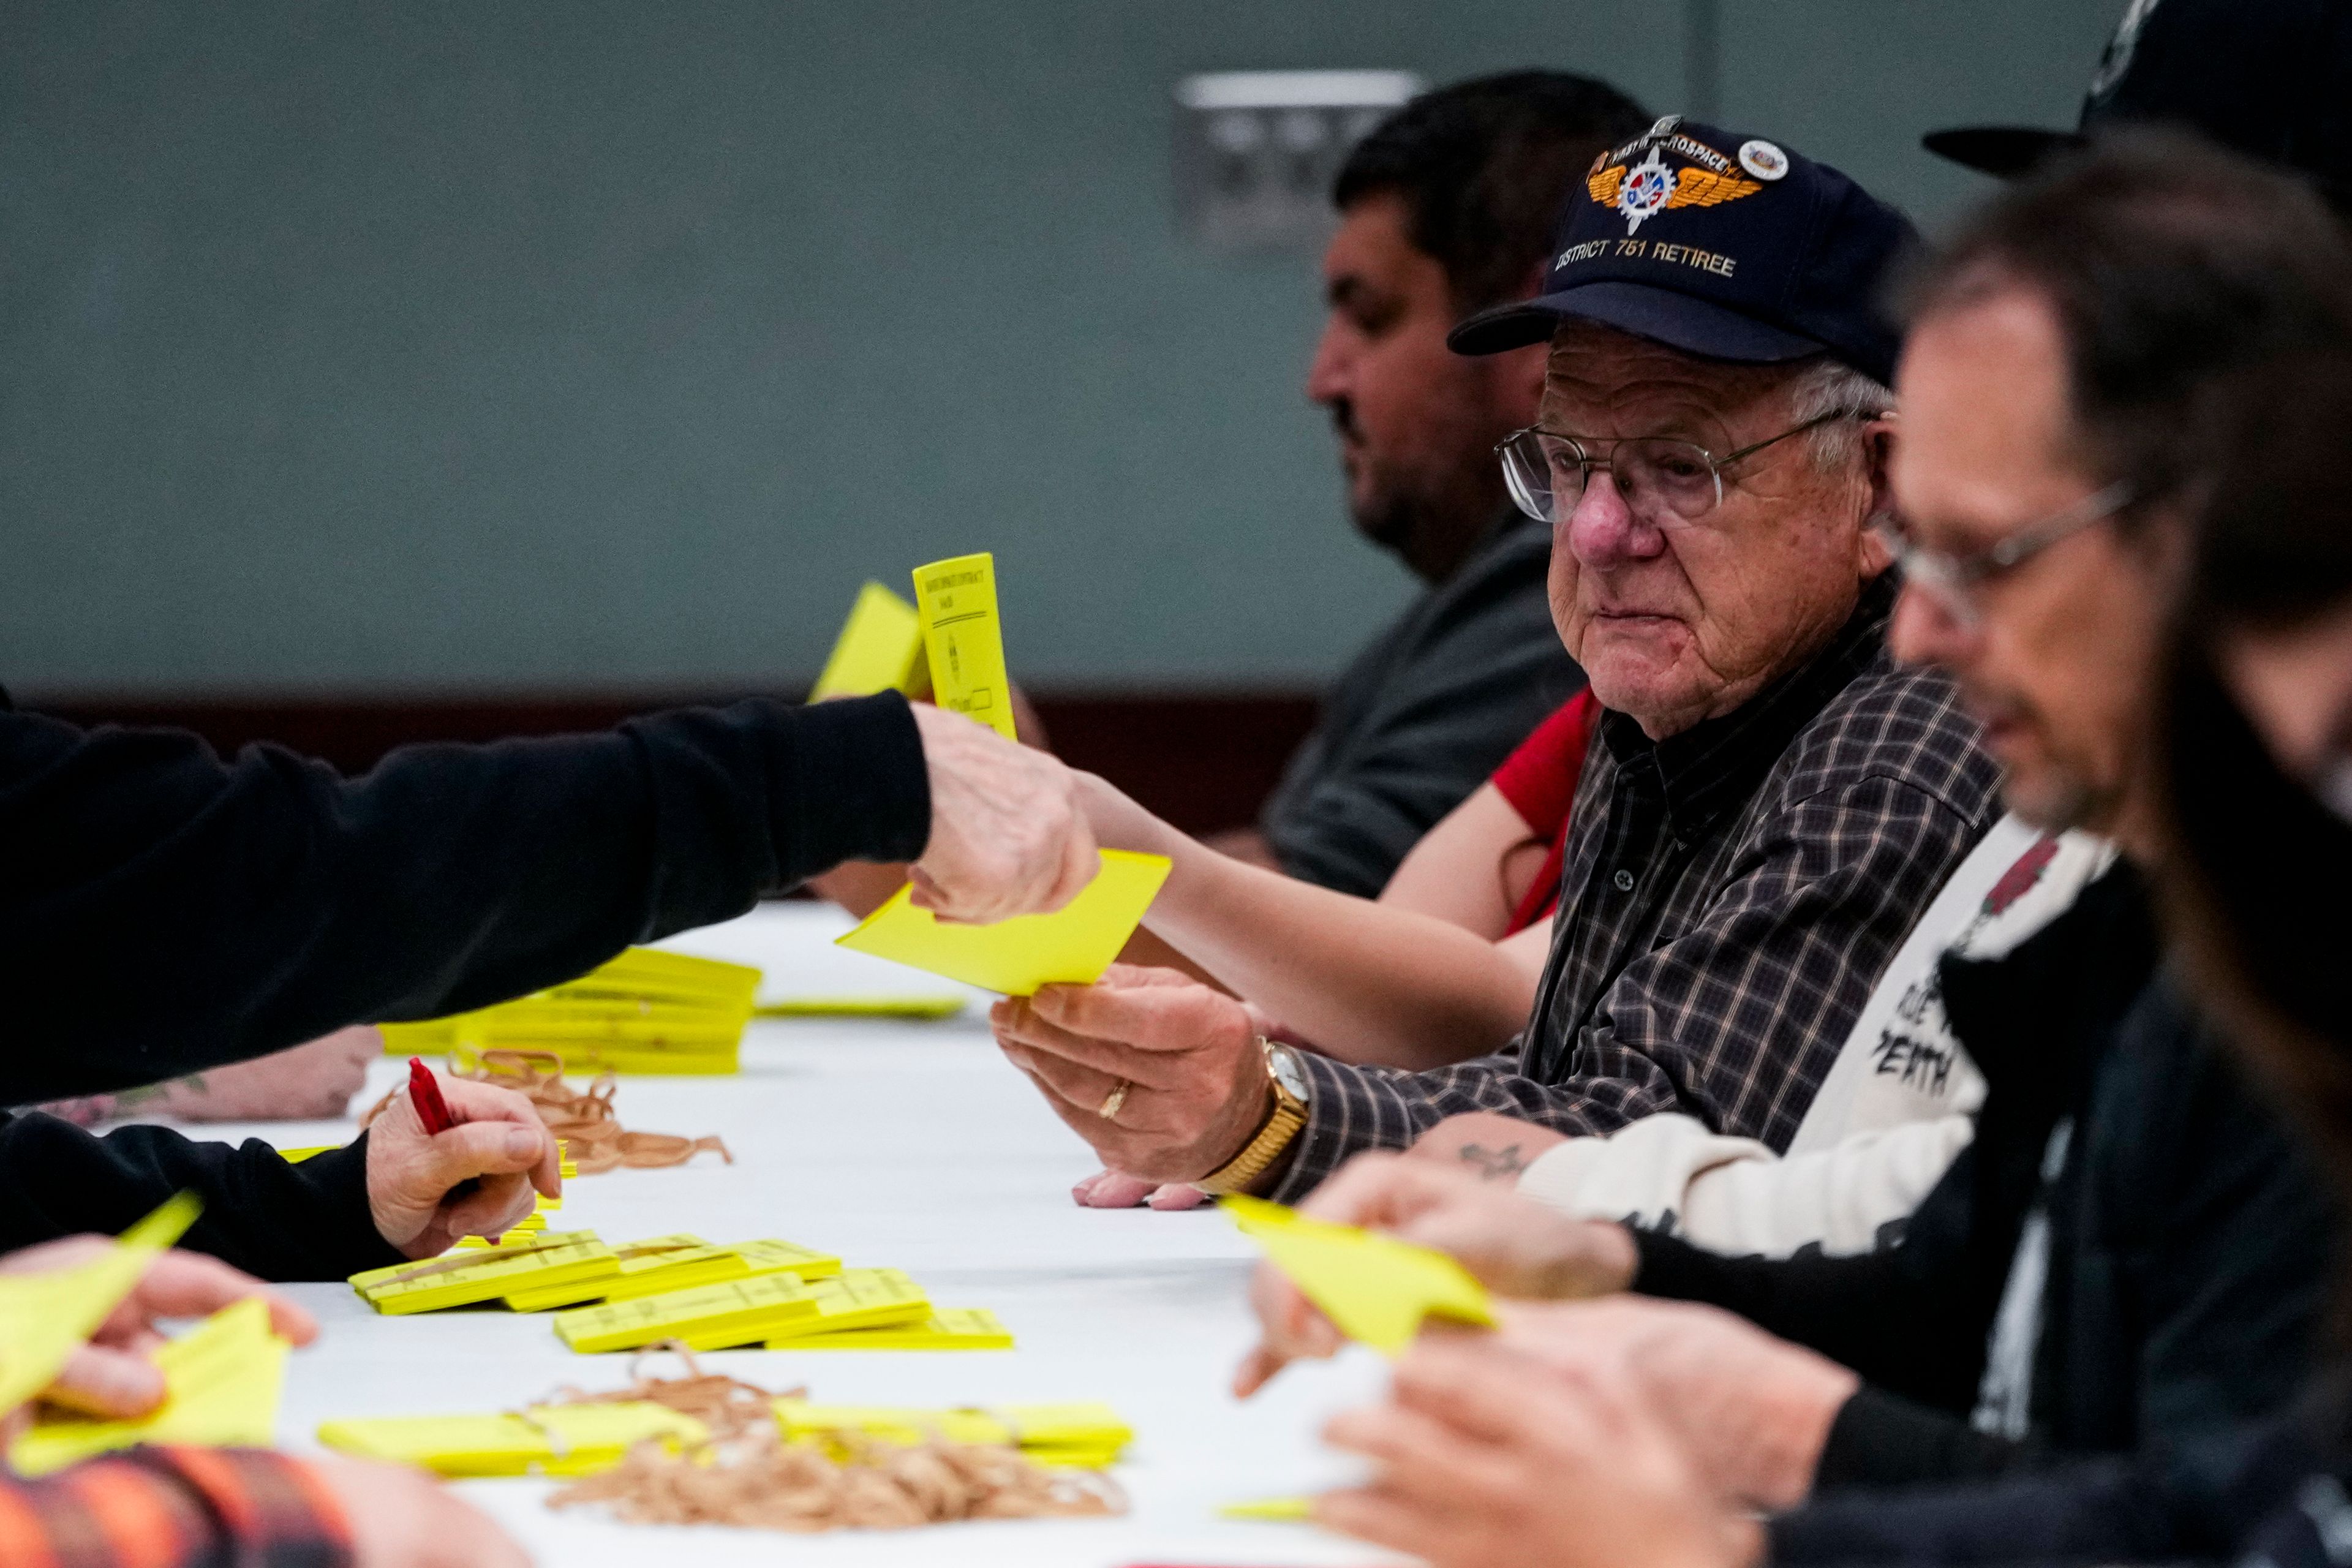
1079 772 1544 1068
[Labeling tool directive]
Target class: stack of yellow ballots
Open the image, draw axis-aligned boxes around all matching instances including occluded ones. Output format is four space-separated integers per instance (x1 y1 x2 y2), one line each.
320 1402 708 1478
777 1400 1130 1468
317 1396 1128 1480
346 1230 1006 1352
379 947 761 1075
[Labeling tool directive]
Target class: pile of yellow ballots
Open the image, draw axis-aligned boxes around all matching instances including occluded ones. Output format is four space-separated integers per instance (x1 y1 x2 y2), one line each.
379 948 761 1076
317 1398 1129 1479
346 1231 1013 1354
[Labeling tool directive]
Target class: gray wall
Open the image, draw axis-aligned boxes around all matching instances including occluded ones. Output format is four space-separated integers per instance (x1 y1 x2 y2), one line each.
1 1 2123 696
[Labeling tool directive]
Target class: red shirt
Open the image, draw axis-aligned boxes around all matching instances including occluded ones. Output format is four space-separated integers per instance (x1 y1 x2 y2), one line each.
1490 688 1603 935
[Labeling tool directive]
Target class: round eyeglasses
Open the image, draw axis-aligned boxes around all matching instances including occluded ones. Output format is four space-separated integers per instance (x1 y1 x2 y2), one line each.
1496 409 1865 527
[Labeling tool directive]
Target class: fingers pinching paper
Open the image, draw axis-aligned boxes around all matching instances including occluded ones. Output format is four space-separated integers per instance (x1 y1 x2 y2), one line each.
1222 1194 1496 1356
833 850 1172 996
0 1192 204 1417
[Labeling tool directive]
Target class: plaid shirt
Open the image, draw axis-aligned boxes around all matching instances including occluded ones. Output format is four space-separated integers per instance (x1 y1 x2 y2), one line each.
0 1447 352 1568
1270 576 2001 1202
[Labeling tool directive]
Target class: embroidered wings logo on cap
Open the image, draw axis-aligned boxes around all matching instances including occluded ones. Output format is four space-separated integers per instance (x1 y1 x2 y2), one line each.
1586 145 1765 236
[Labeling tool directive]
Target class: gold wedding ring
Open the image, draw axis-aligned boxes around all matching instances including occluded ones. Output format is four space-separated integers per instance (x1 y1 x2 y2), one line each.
1097 1080 1131 1121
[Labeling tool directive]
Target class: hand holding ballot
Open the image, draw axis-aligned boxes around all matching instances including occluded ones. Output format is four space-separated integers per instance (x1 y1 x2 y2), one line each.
0 1240 315 1420
367 1068 562 1257
1235 1152 1637 1396
992 965 1276 1184
908 700 1099 925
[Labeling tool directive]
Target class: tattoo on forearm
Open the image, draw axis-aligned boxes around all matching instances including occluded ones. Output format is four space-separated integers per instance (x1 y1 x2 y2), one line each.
1458 1142 1528 1182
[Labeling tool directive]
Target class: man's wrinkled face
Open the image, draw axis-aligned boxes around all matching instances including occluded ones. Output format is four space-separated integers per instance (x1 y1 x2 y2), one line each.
1542 324 1889 739
1307 193 1542 565
1888 286 2174 839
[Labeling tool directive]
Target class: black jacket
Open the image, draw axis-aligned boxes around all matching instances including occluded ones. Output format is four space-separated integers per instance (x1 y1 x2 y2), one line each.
0 688 932 1274
1770 1389 2351 1566
1635 865 2338 1489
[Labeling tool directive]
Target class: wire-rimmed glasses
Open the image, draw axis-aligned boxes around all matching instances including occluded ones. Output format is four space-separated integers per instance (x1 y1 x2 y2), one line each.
1495 408 1864 527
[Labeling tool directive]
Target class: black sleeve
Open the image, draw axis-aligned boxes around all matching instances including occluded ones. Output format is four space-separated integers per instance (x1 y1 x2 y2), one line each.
1766 1412 2321 1568
0 693 930 1101
1632 1144 2025 1490
1632 1144 1988 1403
0 1112 401 1282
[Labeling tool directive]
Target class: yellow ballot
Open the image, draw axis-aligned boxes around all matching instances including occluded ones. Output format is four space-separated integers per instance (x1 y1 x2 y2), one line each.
1223 1194 1495 1355
318 1403 707 1478
505 1236 840 1313
811 581 931 701
745 1268 930 1350
775 1400 1129 1466
351 1234 614 1315
912 552 1015 740
1220 1495 1316 1522
778 1307 1014 1351
834 849 1171 996
0 1193 203 1418
554 1272 819 1354
13 1298 288 1476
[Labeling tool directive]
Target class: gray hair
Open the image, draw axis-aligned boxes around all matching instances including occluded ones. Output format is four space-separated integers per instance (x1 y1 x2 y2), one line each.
1786 357 1894 472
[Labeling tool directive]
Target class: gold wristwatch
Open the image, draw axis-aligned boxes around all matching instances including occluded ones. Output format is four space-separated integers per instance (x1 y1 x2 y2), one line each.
1196 1038 1311 1196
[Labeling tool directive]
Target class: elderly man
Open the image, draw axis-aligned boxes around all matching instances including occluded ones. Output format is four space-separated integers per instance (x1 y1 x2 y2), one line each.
993 117 2000 1202
1272 132 2350 1568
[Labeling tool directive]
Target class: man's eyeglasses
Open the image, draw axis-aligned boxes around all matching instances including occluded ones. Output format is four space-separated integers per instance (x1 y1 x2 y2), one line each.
1495 408 1866 527
1869 481 2135 629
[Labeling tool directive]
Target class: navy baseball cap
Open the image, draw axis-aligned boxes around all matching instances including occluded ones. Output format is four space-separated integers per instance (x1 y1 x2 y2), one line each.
1925 0 2352 192
1449 116 1919 386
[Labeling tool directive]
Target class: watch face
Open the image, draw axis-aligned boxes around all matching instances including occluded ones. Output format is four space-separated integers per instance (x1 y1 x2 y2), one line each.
1267 1044 1310 1103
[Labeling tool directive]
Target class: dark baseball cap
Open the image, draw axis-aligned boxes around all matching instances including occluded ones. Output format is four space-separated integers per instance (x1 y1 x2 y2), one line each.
1924 0 2352 190
1449 116 1918 386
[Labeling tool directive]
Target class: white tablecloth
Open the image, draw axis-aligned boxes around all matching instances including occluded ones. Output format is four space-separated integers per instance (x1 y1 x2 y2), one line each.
198 903 1403 1567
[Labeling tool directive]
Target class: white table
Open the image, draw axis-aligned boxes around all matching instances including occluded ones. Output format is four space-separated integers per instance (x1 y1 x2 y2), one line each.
203 904 1404 1567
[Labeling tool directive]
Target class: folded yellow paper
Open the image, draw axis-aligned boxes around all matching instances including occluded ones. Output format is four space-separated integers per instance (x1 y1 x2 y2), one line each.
1223 1194 1495 1355
777 1308 1014 1351
317 1402 707 1478
812 581 932 701
13 1298 288 1476
554 1272 818 1354
834 849 1171 996
382 947 760 1075
912 552 1015 740
0 1193 202 1418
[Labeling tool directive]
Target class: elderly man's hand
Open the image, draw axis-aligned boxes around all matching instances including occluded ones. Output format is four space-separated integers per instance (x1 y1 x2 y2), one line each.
1318 1335 1763 1568
366 1072 561 1258
1236 1152 1637 1395
1494 1297 1858 1510
0 1242 317 1419
992 965 1271 1184
909 704 1099 923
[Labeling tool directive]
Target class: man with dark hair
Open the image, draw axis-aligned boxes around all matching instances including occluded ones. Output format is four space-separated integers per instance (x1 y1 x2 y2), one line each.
1238 71 1652 897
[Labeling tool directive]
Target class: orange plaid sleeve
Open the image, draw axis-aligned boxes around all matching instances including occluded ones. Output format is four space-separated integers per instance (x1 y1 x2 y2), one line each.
0 1447 351 1568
